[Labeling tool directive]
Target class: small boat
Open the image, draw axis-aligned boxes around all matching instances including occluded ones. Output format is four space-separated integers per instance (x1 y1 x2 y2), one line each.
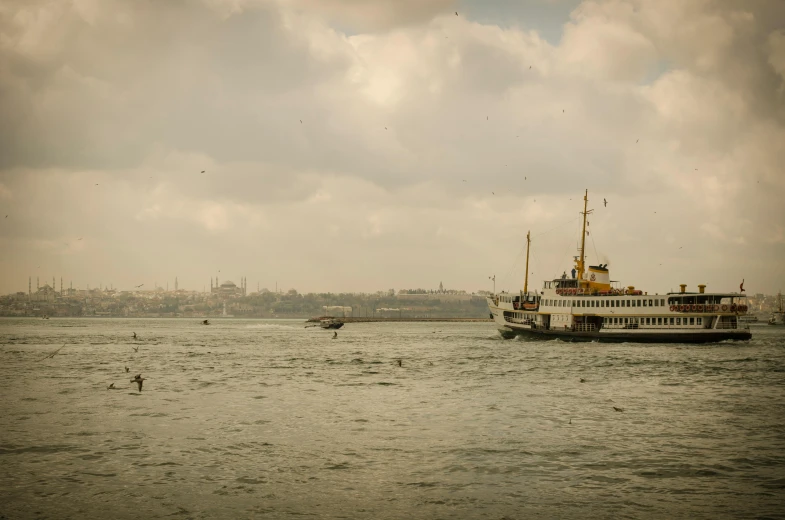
769 292 784 325
319 318 344 330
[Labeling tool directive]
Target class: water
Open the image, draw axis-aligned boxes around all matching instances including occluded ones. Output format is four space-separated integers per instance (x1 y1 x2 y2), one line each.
1 318 784 519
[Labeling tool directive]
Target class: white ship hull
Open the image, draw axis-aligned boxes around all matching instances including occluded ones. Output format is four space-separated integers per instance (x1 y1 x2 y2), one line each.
488 295 751 343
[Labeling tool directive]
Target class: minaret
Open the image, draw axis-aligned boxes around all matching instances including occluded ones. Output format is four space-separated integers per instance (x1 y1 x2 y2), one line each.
175 277 178 291
29 277 31 301
210 278 213 292
37 277 39 290
60 277 63 296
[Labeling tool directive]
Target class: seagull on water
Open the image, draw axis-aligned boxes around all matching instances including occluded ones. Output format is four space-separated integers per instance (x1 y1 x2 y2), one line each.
131 374 146 392
107 383 115 389
133 332 137 339
125 366 130 373
132 345 139 353
613 406 624 412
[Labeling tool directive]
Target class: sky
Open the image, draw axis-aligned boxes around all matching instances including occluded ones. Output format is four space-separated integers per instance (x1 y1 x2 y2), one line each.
1 0 784 296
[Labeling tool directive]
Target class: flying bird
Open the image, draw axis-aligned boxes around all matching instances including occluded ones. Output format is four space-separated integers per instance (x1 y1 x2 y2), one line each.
201 170 205 173
299 120 302 123
78 237 83 240
135 284 144 288
132 345 139 353
636 139 639 143
492 192 495 195
131 374 146 392
38 343 67 361
455 11 458 16
603 198 607 207
740 279 745 292
529 66 531 69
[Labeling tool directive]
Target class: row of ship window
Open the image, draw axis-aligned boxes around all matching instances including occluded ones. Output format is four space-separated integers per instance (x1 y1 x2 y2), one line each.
545 298 665 308
507 313 702 327
604 316 703 326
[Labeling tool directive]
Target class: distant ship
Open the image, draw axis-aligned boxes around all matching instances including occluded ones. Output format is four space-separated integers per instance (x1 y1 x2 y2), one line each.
769 292 784 325
320 318 344 330
487 190 751 343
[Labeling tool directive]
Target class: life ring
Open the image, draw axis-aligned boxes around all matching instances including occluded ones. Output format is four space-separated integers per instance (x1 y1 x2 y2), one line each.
740 305 747 312
669 305 675 311
678 305 684 312
721 304 728 312
697 304 703 312
730 304 737 313
689 305 695 312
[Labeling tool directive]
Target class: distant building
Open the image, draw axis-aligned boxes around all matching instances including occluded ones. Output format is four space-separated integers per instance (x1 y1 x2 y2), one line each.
210 277 247 298
31 284 57 303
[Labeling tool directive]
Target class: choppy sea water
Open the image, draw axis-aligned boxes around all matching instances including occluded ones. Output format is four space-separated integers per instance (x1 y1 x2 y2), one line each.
1 318 784 520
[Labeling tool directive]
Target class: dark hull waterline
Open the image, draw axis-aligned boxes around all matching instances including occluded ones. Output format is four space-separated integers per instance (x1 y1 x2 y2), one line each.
499 327 752 343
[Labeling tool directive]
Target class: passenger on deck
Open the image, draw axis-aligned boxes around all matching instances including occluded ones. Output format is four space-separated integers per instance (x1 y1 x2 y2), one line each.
571 268 576 279
562 271 567 279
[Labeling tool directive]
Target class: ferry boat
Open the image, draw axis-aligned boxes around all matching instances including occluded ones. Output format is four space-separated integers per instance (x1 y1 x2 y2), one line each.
769 292 784 325
487 190 751 343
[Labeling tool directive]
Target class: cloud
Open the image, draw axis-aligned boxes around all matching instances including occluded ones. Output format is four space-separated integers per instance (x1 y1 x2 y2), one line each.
0 0 783 294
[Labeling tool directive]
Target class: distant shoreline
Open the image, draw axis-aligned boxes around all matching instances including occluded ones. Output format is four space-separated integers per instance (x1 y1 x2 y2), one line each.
306 317 493 323
0 316 492 322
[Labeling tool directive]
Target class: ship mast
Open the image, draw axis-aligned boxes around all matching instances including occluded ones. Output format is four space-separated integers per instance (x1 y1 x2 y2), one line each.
523 231 531 294
575 189 594 283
